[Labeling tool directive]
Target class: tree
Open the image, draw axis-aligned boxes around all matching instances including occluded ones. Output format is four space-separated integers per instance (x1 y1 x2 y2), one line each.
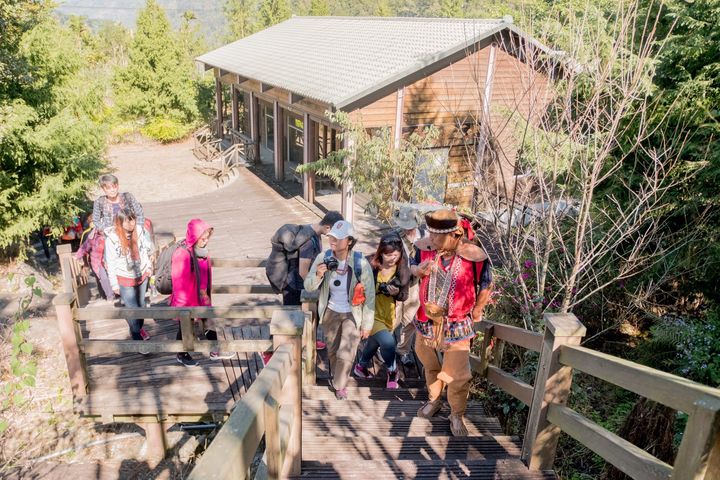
439 0 463 17
308 0 330 15
297 112 441 220
376 0 394 16
114 0 198 123
224 0 258 40
257 0 291 29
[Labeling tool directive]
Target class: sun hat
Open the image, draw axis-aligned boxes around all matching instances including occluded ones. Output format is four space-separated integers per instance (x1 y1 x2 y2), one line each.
425 209 460 234
392 206 420 230
328 220 355 239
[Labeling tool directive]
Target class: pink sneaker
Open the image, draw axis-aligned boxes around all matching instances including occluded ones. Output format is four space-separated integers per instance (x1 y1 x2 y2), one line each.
140 328 150 341
335 387 348 400
353 363 373 379
386 370 399 389
316 340 327 350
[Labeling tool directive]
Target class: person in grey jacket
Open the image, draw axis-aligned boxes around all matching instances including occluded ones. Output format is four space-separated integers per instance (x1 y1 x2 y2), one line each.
304 220 375 400
92 174 145 232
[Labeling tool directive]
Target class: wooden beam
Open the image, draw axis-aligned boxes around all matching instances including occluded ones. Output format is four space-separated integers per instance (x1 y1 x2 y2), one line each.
82 339 273 355
231 85 240 132
487 365 533 406
75 305 296 321
289 92 304 104
262 83 274 93
212 284 276 294
673 397 720 479
54 293 87 398
249 92 260 163
302 112 315 203
341 135 355 224
211 257 266 268
273 101 284 181
560 345 720 413
236 74 248 84
478 320 543 352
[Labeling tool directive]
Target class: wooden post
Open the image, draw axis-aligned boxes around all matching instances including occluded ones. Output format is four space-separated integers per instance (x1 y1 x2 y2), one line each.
522 313 586 470
231 85 239 132
323 125 328 157
672 396 720 479
264 387 282 479
249 92 260 163
180 311 194 352
215 77 223 139
270 309 304 477
301 289 319 386
57 244 89 306
142 421 167 465
273 101 284 181
341 135 355 224
476 322 494 378
53 292 88 398
302 113 316 203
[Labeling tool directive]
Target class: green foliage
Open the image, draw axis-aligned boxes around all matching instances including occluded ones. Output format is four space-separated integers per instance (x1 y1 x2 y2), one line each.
308 0 330 15
1 274 40 431
439 0 463 17
224 0 259 40
114 0 199 124
257 0 291 29
375 0 394 16
141 117 192 143
297 111 441 221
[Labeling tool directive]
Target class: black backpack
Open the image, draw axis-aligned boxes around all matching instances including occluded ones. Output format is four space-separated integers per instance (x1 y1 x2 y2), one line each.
155 240 199 295
265 224 317 293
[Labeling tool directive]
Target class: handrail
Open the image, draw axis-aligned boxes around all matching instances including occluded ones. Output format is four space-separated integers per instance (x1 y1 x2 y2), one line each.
474 313 720 480
75 305 295 321
189 343 294 479
189 309 305 479
212 257 266 268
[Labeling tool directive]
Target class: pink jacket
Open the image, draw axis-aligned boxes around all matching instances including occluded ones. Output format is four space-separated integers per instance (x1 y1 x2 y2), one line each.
170 219 213 308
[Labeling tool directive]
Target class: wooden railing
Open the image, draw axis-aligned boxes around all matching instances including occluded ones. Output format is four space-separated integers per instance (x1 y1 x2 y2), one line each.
189 309 305 479
473 314 720 479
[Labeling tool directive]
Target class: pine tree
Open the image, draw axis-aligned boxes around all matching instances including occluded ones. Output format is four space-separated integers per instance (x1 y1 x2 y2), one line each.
257 0 291 29
308 0 330 16
376 0 393 16
439 0 463 17
114 0 198 122
224 0 258 40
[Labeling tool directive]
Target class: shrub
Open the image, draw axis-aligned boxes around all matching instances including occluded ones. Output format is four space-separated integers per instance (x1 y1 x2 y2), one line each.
141 117 192 143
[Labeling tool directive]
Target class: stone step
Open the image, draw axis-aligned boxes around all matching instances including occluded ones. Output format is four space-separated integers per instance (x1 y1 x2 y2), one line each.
303 386 427 401
302 435 523 461
292 459 557 479
302 399 486 418
302 414 503 437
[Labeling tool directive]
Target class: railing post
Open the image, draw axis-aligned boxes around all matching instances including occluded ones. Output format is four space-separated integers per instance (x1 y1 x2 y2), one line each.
53 292 88 398
180 311 194 352
301 290 319 386
264 388 282 479
672 396 720 479
522 313 586 470
476 322 494 378
57 244 90 306
270 309 304 477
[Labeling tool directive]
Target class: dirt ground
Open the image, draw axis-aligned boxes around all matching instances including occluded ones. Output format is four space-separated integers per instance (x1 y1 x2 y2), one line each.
0 138 224 478
102 138 219 203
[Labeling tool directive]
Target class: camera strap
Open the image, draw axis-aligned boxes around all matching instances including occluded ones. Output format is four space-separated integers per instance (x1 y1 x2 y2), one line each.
324 249 362 284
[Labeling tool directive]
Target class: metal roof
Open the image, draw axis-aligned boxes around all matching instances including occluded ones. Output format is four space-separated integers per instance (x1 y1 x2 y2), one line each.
196 16 513 109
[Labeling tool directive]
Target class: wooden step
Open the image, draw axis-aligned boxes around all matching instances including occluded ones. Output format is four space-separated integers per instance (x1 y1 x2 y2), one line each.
316 376 426 389
302 415 503 437
303 386 427 401
292 459 557 479
302 399 486 418
302 435 523 461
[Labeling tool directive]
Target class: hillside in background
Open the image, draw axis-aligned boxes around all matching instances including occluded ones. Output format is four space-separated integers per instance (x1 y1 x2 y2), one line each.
55 0 225 39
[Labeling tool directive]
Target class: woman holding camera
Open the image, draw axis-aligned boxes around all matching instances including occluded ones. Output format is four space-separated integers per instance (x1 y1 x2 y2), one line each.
353 233 410 389
304 221 375 400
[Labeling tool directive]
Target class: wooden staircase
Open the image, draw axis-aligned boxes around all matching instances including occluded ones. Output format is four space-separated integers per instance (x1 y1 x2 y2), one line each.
294 381 557 479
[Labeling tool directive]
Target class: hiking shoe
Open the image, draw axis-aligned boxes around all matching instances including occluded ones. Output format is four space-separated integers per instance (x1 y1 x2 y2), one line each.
353 363 374 379
139 328 150 341
449 413 469 437
261 352 273 366
417 399 442 418
315 340 327 351
386 370 399 389
335 388 348 400
400 353 414 367
176 352 198 367
210 351 234 361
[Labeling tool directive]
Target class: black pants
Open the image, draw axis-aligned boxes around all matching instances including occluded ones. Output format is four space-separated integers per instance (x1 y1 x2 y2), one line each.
282 286 302 306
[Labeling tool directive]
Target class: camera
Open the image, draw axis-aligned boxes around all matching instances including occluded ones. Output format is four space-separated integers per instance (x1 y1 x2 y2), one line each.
378 279 400 296
323 256 339 271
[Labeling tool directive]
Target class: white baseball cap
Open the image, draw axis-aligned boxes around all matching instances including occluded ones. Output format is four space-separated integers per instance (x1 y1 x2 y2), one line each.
328 220 355 239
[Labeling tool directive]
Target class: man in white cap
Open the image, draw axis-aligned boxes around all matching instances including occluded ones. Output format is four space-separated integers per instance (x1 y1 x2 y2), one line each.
391 205 427 366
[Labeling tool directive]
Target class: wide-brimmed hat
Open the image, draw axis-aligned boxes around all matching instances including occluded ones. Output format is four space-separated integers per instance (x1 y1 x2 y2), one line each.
392 206 420 230
328 220 355 239
425 209 459 234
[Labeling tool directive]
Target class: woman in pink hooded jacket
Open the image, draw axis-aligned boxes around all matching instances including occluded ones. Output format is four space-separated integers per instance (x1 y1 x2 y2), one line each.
172 218 233 367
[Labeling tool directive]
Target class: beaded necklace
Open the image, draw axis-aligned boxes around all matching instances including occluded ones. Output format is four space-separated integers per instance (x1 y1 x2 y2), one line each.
427 253 462 317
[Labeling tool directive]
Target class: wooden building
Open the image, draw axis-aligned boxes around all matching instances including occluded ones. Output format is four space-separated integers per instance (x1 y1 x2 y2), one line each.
196 16 555 221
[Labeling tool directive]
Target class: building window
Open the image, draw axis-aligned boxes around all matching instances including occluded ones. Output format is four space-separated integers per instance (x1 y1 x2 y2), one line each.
413 147 449 203
263 105 274 151
287 113 304 164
